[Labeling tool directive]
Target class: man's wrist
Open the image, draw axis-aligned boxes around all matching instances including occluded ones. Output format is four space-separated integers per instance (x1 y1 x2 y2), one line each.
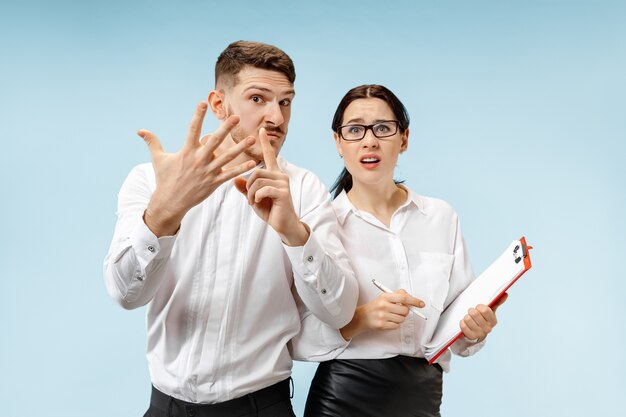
280 221 310 247
144 201 185 238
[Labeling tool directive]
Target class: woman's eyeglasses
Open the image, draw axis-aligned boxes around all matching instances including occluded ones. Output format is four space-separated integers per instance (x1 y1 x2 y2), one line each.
337 120 400 141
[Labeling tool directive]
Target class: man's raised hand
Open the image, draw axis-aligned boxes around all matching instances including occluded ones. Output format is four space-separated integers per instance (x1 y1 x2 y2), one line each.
233 128 310 246
139 102 256 237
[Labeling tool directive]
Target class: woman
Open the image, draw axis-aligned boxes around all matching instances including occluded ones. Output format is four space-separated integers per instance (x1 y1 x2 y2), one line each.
293 85 506 417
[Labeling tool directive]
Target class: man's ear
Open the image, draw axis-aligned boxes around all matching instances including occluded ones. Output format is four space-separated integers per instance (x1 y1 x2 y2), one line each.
208 89 226 120
400 128 409 153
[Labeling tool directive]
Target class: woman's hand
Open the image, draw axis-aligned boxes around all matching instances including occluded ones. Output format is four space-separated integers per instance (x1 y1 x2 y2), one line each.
340 290 425 340
459 293 508 342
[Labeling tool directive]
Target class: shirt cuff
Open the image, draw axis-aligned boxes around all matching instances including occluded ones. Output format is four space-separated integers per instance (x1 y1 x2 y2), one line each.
131 218 177 266
283 229 324 285
284 231 344 318
451 335 487 357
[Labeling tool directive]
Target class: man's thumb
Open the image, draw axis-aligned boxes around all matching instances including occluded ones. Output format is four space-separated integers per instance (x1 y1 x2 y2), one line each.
137 129 164 156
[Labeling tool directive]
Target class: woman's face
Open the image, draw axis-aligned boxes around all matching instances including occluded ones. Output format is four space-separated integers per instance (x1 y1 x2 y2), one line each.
335 98 408 188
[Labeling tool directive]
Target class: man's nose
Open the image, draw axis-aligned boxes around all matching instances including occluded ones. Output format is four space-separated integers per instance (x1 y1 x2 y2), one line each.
264 101 284 126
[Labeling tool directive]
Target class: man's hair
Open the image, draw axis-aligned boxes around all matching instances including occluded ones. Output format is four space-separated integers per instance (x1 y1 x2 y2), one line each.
215 41 296 88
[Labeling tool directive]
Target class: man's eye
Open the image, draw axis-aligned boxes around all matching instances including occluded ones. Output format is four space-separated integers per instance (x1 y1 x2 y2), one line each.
280 99 291 107
251 96 264 103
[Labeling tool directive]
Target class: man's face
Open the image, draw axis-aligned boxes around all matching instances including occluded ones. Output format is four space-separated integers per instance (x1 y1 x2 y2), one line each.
221 66 295 163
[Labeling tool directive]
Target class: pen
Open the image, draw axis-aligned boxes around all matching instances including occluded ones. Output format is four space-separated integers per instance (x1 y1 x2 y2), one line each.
371 279 427 320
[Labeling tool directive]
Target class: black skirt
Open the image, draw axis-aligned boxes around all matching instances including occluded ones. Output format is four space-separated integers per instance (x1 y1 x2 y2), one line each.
304 356 443 417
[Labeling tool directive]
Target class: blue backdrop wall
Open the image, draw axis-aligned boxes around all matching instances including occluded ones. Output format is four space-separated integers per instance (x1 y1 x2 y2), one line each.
1 1 624 416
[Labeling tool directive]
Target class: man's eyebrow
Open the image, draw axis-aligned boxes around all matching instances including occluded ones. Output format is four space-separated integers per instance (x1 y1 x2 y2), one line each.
242 86 295 96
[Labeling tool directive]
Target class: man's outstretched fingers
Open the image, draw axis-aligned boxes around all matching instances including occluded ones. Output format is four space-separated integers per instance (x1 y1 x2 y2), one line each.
217 161 257 187
137 129 163 158
183 102 209 149
212 136 256 169
200 133 211 146
201 115 241 156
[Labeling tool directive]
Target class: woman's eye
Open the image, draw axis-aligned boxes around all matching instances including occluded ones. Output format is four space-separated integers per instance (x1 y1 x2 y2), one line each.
375 124 390 133
349 126 363 134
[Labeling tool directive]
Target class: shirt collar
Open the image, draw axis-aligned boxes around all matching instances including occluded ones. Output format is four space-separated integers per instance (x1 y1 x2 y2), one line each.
332 191 353 225
397 184 428 216
332 184 427 226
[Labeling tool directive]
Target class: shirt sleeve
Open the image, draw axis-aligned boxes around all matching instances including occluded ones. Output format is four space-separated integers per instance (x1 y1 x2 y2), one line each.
289 289 351 362
102 164 177 309
444 212 486 358
450 336 486 357
283 170 359 329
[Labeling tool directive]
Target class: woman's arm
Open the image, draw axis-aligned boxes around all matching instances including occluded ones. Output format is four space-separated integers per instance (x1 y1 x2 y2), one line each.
340 290 425 340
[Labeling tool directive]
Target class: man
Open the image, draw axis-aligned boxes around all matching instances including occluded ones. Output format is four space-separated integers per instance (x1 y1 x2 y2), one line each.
103 41 358 417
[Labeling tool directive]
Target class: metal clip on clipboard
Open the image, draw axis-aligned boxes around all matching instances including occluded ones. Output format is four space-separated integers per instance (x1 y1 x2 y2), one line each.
513 242 532 264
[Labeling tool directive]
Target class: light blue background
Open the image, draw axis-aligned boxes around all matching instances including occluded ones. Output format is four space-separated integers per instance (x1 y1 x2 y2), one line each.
1 0 624 416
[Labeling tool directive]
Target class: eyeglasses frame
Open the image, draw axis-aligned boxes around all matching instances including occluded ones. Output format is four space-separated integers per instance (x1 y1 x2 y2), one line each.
337 120 401 141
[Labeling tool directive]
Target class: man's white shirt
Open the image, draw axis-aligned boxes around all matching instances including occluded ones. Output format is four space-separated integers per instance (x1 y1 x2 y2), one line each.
103 157 357 403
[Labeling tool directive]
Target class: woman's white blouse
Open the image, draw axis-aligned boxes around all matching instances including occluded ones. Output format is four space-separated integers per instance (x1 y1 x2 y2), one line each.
291 186 484 372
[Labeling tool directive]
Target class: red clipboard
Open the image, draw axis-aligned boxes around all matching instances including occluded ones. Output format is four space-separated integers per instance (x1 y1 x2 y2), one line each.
426 237 533 365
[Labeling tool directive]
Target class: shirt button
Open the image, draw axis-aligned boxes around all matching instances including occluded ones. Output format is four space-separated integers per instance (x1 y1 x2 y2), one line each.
136 275 144 282
404 336 411 344
307 255 314 262
147 245 156 253
321 288 327 294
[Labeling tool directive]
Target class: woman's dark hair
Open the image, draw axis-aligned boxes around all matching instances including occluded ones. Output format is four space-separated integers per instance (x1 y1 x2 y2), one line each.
330 84 410 198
